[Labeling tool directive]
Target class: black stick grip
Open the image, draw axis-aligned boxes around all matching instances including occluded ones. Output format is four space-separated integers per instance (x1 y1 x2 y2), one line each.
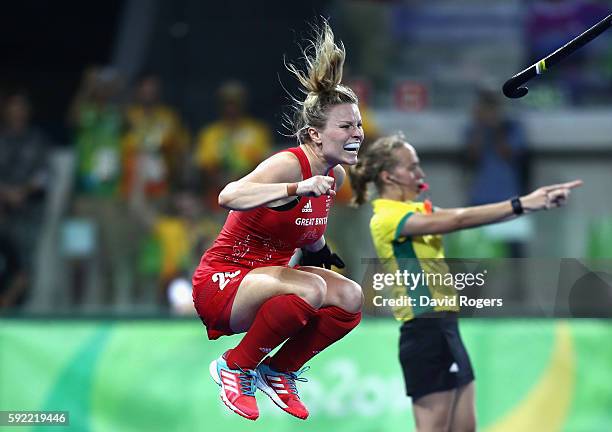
503 14 612 98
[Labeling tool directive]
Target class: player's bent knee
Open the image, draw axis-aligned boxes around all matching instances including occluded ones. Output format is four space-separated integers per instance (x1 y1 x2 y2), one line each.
294 274 326 308
338 280 364 313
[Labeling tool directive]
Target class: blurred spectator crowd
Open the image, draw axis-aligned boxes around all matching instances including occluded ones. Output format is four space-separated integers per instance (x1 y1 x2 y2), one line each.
0 67 280 314
0 57 395 315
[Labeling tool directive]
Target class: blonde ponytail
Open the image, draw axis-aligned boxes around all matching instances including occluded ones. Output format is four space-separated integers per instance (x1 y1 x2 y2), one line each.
285 20 358 144
348 133 408 206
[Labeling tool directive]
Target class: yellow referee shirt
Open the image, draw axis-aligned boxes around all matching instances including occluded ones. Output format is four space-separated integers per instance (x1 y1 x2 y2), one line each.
370 199 458 321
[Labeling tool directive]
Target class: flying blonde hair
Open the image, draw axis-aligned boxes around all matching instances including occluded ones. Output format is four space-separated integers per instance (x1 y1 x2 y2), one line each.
285 20 358 144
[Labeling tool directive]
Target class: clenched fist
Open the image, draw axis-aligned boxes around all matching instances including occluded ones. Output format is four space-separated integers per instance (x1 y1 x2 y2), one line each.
296 175 336 197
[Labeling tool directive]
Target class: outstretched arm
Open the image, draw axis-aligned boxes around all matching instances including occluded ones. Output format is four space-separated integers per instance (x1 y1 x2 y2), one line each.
400 180 583 237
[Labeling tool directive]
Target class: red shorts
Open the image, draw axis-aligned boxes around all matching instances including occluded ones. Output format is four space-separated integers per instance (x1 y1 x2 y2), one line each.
192 264 252 340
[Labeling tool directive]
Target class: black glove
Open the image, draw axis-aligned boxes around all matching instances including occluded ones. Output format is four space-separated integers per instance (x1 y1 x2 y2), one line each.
300 244 345 270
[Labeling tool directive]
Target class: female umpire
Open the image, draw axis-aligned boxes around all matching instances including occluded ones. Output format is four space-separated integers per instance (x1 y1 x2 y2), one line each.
350 132 581 432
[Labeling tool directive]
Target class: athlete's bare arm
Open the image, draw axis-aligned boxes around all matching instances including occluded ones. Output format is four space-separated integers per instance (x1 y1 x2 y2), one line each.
400 180 582 236
218 152 337 210
218 152 301 210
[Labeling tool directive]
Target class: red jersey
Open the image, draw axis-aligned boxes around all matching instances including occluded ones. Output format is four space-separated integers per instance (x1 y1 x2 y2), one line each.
197 146 335 270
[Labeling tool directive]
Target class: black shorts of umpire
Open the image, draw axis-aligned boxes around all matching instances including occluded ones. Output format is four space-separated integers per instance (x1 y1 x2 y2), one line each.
399 312 474 401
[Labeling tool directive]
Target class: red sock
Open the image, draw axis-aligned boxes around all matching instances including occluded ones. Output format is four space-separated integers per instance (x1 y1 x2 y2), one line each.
270 306 362 373
225 294 316 369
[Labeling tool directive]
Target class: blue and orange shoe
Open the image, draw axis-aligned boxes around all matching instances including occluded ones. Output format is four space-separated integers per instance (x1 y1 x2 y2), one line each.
209 352 259 421
255 360 310 420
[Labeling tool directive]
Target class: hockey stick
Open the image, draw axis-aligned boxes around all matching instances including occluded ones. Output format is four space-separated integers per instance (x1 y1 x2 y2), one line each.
503 14 612 98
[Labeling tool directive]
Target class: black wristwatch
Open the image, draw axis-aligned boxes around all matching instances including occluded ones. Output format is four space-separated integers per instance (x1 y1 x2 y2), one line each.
511 197 524 215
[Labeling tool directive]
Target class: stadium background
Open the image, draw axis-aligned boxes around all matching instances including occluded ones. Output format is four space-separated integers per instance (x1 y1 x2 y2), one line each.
1 1 612 431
